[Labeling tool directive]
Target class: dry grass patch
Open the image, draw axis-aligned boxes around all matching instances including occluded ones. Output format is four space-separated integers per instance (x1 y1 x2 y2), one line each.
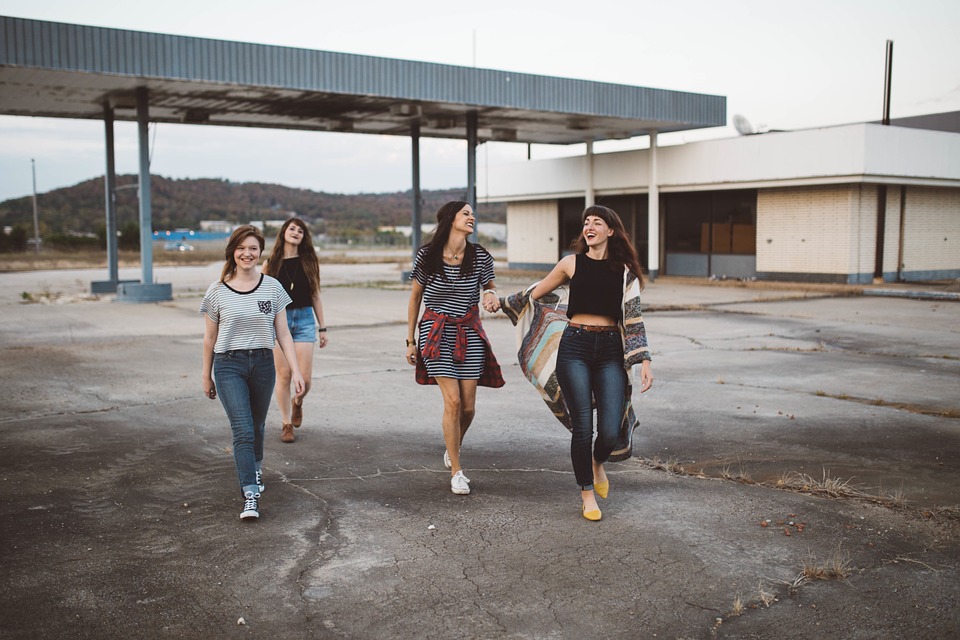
730 593 744 616
801 546 853 582
773 468 864 500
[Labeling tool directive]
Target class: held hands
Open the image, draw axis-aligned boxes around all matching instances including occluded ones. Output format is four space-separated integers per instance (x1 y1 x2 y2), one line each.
481 290 501 313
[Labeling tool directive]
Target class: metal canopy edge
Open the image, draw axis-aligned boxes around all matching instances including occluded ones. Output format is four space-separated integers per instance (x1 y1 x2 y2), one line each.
0 15 726 144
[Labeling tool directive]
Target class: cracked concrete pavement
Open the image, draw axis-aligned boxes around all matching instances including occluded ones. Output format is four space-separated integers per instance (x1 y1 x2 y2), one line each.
1 262 958 639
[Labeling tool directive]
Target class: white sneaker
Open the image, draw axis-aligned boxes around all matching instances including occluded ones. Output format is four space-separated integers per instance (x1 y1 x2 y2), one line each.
451 470 471 495
255 469 265 493
240 491 261 520
443 448 461 469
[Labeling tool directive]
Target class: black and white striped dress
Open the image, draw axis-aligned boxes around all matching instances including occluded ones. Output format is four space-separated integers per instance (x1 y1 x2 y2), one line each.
412 245 495 380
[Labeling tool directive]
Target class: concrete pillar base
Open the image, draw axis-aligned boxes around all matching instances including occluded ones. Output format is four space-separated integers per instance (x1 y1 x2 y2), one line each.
91 279 139 295
115 282 172 303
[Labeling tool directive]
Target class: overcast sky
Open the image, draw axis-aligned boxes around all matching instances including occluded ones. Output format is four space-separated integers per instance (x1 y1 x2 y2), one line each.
1 0 958 202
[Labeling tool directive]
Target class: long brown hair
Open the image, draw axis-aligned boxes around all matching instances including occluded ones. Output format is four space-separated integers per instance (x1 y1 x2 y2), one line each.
220 225 265 283
571 205 645 288
263 217 321 295
419 201 489 281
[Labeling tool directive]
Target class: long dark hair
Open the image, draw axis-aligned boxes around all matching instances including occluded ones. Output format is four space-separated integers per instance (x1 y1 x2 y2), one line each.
220 225 265 283
572 205 645 288
419 200 489 280
264 217 321 295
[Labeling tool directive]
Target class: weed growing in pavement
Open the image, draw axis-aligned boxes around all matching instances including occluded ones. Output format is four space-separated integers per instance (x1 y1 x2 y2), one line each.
776 468 860 499
731 593 744 616
757 581 777 608
813 389 960 419
801 545 853 582
720 462 753 484
638 459 931 514
646 457 686 474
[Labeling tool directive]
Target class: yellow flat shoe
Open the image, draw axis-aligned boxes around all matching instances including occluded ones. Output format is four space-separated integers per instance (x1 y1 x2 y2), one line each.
581 504 602 521
594 480 609 499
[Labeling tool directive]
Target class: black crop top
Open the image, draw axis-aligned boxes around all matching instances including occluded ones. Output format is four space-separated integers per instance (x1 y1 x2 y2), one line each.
566 253 622 320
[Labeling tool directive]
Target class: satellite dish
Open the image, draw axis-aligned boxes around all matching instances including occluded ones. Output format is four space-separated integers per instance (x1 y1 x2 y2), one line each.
733 114 755 136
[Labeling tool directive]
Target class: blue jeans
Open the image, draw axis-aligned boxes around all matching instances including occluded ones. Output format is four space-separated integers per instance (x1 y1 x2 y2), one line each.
286 306 317 343
214 348 276 495
555 325 627 490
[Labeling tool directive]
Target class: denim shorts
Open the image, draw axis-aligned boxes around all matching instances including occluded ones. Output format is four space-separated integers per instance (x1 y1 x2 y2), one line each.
286 306 316 343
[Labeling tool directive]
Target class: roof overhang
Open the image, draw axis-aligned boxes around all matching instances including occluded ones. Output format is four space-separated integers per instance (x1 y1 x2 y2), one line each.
0 16 726 144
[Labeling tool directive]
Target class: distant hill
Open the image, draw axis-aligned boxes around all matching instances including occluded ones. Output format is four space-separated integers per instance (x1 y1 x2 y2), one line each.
0 176 506 238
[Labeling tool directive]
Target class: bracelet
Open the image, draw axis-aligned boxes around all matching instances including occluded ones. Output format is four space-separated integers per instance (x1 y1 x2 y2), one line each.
482 289 497 296
318 327 327 333
405 339 416 347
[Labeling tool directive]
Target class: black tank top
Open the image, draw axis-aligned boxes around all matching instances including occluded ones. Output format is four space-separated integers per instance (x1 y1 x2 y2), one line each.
277 257 313 308
566 253 622 320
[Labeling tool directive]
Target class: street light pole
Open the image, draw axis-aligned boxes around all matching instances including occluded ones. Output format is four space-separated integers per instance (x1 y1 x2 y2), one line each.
31 158 40 254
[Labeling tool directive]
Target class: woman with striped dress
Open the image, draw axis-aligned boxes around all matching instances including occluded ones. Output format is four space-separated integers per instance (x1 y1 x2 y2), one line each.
406 201 505 495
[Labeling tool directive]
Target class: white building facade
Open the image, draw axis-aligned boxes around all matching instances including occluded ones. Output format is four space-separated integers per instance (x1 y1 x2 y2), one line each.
480 122 960 283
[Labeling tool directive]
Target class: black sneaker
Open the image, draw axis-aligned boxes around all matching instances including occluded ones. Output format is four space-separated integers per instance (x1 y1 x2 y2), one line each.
240 491 260 520
255 470 265 493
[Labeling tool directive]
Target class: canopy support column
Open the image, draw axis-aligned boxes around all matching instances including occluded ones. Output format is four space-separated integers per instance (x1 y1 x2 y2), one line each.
116 87 171 302
467 110 478 242
405 119 423 281
647 130 660 280
585 140 595 207
92 102 127 294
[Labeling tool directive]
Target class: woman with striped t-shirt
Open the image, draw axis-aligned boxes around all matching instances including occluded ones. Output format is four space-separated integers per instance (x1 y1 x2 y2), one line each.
200 225 305 521
406 201 504 496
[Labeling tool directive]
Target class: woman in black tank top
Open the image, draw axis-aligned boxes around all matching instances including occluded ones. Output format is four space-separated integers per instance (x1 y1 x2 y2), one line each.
530 205 654 521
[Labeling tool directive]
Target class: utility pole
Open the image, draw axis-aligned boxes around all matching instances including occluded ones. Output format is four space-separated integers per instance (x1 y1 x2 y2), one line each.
31 159 40 254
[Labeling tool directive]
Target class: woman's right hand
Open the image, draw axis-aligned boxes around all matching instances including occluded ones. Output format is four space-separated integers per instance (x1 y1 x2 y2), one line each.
202 375 216 399
406 344 417 366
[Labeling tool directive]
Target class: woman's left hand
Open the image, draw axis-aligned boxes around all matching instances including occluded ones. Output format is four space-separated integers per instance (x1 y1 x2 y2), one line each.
318 333 328 349
292 374 306 397
639 361 654 393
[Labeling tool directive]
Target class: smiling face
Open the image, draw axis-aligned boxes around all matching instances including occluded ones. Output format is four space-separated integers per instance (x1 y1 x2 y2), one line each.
582 215 614 249
283 222 305 247
233 235 262 272
451 205 475 235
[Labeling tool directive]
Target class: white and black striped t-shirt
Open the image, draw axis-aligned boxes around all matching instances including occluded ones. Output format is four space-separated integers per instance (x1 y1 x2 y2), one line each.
200 274 292 353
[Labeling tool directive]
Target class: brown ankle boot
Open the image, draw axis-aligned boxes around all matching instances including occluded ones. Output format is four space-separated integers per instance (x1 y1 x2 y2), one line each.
280 423 295 443
291 396 303 427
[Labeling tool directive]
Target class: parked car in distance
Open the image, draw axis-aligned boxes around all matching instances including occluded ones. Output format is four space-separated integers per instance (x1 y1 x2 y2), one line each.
164 241 195 251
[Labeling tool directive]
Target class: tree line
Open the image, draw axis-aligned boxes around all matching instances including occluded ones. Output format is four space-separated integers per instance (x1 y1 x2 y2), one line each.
0 176 506 251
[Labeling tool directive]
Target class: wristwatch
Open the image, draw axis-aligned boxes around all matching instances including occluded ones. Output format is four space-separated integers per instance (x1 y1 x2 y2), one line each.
405 339 416 347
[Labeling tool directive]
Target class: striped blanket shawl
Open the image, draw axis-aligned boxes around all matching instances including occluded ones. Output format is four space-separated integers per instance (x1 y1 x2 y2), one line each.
500 271 649 462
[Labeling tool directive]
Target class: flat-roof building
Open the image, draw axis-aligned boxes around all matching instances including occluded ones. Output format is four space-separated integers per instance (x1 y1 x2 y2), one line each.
480 117 960 283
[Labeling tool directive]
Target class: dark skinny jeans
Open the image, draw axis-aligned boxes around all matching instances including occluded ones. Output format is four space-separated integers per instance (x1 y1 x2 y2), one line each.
555 324 627 490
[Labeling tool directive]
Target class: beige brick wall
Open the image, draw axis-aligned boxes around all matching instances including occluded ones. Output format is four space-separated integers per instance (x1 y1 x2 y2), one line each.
901 187 960 273
757 185 876 276
506 200 559 265
882 186 903 275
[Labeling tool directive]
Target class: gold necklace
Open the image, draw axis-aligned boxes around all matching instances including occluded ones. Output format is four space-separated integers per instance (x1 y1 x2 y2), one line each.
281 257 299 290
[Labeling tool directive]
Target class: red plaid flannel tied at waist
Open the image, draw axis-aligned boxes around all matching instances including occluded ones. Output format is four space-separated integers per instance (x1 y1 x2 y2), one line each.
415 305 505 388
421 305 480 363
